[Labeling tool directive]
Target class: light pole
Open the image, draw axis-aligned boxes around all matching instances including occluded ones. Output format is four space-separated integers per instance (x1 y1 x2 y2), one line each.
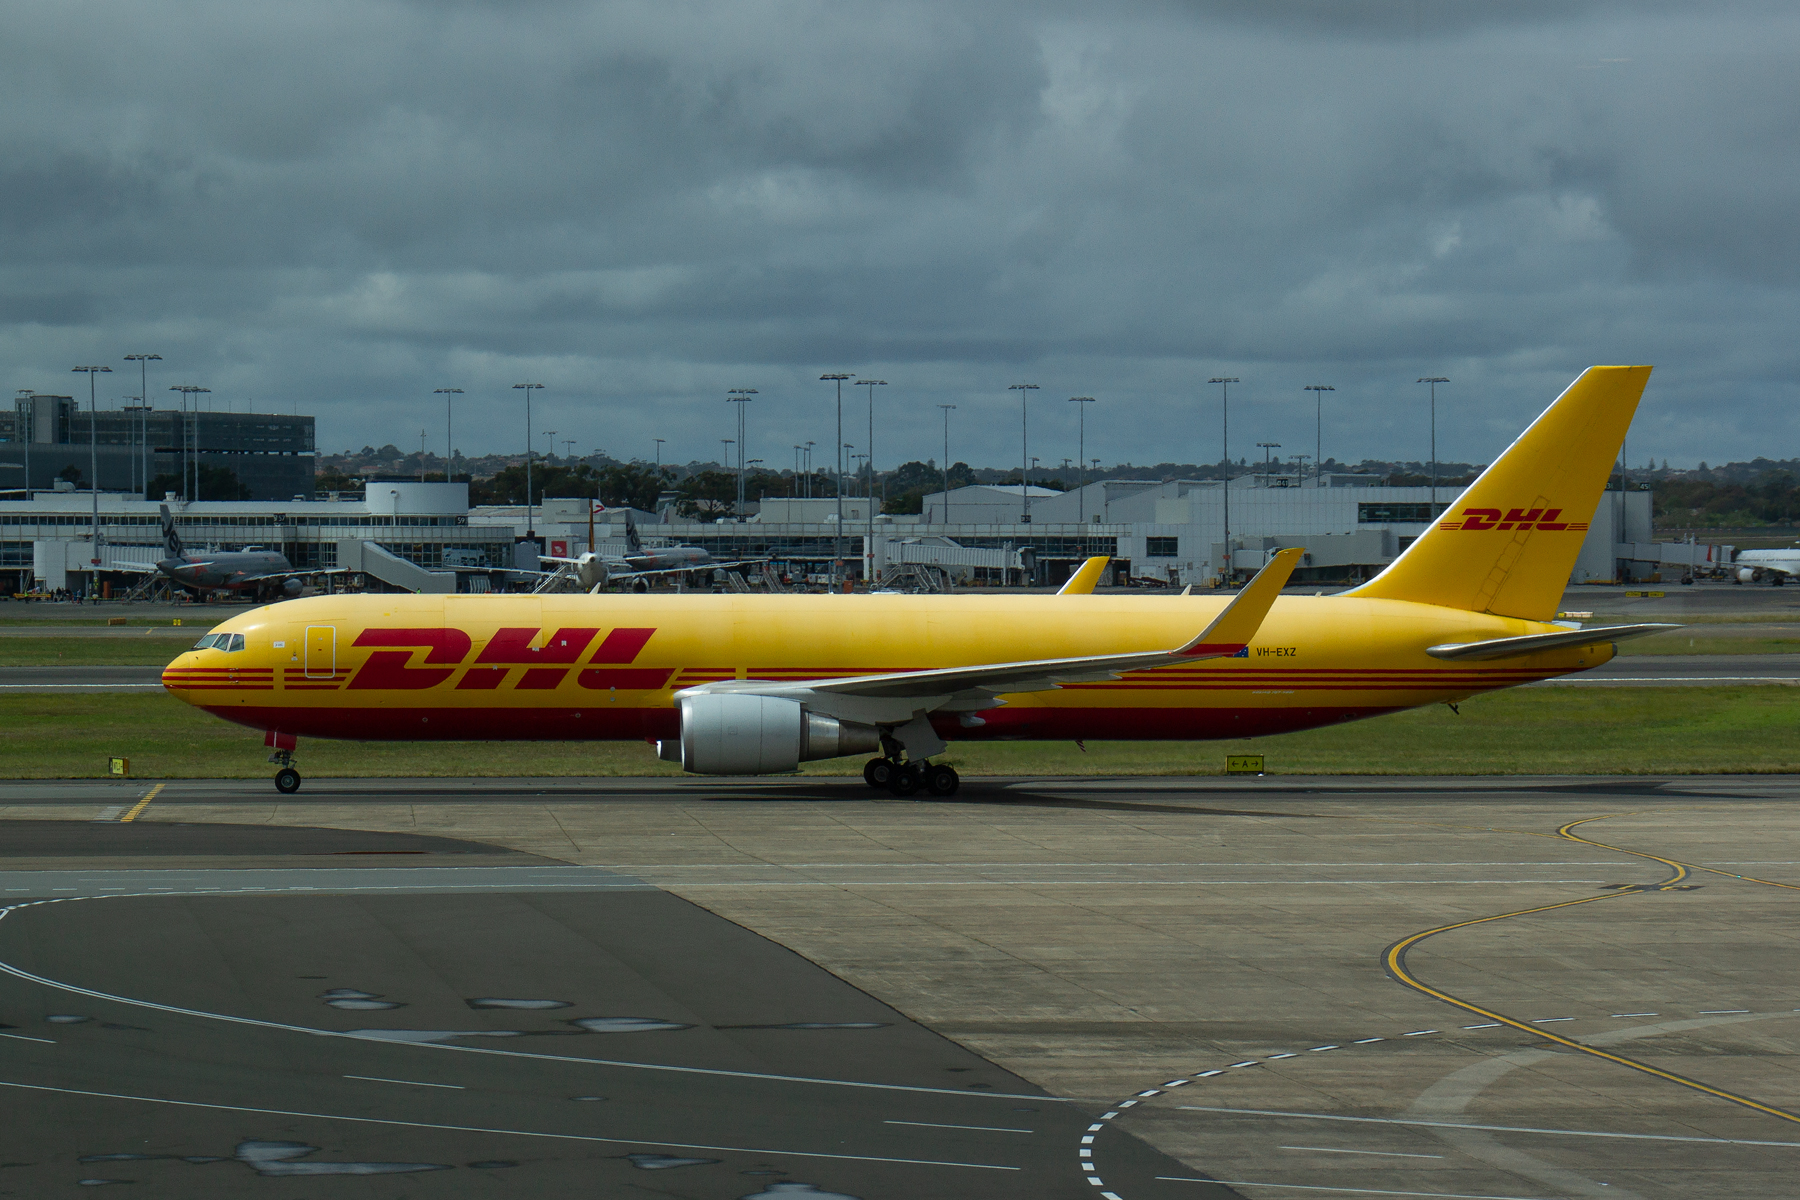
1257 442 1281 487
820 374 853 583
1417 377 1448 512
434 388 462 481
804 441 816 497
72 366 111 582
937 405 955 525
513 382 544 535
1009 383 1039 521
170 385 209 500
855 378 885 521
728 389 756 520
1303 385 1334 487
1069 397 1095 522
124 354 160 495
1210 377 1239 581
793 445 802 496
544 431 557 465
654 438 664 468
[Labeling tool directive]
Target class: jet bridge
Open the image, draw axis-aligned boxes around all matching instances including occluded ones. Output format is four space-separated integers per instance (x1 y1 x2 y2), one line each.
335 540 456 594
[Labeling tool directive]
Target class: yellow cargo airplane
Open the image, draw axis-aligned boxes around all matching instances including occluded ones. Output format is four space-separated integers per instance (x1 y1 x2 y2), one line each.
165 366 1674 796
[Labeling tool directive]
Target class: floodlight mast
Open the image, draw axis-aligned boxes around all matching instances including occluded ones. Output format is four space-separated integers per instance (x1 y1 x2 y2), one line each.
72 366 111 577
1257 442 1282 487
937 405 955 524
169 385 209 500
1209 378 1239 582
820 374 853 584
727 389 756 518
855 380 885 578
513 382 545 536
1008 383 1039 522
123 354 160 494
1303 385 1334 487
434 388 463 482
1069 397 1095 522
1417 377 1448 511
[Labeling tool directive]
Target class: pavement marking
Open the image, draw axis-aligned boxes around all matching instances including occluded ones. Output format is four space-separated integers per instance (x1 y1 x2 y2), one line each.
345 1074 465 1090
1176 1105 1800 1148
1279 1146 1444 1159
0 895 1074 1106
0 1032 54 1044
90 807 123 822
119 784 163 824
1161 1182 1556 1200
0 1078 1019 1171
885 1119 1034 1133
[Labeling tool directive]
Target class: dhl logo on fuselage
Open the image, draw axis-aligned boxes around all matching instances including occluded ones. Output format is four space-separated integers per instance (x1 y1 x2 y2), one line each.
1437 507 1588 533
342 626 665 691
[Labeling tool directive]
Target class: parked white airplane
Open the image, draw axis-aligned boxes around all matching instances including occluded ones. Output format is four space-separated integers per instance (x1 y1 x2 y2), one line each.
1733 546 1800 585
539 505 768 592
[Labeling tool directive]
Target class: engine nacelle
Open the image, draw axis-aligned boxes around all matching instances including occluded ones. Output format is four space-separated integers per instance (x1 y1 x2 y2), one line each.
281 577 304 597
659 693 881 775
1739 567 1759 584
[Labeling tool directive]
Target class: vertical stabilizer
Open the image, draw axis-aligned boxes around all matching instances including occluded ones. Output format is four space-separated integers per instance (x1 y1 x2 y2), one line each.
1346 365 1651 620
159 503 184 558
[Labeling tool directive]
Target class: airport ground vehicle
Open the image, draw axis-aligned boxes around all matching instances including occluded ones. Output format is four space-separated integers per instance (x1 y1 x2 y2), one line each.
162 367 1673 795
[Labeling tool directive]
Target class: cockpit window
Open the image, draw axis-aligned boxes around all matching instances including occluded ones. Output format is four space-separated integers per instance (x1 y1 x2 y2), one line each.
191 633 247 652
191 633 223 650
226 633 246 653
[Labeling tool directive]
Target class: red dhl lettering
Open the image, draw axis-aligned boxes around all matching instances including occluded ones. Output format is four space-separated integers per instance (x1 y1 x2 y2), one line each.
1442 506 1570 532
347 626 667 691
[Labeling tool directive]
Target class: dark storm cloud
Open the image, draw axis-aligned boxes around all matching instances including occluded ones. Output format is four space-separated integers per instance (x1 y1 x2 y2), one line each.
1 0 1796 473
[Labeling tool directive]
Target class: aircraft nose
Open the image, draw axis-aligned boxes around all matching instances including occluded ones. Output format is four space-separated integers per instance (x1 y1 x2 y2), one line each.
160 652 201 703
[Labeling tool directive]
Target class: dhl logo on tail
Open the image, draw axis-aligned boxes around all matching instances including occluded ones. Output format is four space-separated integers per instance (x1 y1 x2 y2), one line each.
1438 507 1590 532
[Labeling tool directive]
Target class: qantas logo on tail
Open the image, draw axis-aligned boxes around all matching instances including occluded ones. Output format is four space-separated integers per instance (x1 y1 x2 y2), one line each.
1437 507 1588 533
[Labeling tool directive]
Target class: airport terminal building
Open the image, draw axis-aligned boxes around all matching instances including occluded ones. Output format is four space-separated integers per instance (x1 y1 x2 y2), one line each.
1 393 315 501
4 470 1696 597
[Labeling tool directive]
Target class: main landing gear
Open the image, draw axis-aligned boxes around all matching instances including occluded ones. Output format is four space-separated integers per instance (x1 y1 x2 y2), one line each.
863 757 959 797
270 749 302 794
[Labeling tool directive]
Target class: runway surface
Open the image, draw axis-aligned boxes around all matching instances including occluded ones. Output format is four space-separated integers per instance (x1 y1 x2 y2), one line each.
9 776 1800 1197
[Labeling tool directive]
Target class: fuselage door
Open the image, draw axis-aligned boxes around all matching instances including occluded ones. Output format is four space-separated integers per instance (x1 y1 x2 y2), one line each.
305 625 337 679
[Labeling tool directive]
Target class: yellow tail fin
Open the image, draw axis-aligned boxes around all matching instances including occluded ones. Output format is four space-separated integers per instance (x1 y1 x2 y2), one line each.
1348 365 1651 620
1057 556 1111 595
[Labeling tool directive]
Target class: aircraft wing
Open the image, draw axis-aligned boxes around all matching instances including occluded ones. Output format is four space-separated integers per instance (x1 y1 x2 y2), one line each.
1425 622 1679 661
105 562 165 574
679 548 1302 724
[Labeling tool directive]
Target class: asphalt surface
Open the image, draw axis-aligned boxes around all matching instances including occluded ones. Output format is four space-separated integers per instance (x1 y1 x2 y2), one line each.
0 817 1206 1199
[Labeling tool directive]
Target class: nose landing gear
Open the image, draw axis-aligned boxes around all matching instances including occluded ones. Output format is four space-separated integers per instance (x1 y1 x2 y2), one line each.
270 748 302 794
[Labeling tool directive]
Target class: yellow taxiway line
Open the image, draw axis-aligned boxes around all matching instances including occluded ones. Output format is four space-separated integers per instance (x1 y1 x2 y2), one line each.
119 783 164 823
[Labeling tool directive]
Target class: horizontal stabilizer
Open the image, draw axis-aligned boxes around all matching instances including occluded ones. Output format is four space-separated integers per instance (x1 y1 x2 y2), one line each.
1426 623 1679 661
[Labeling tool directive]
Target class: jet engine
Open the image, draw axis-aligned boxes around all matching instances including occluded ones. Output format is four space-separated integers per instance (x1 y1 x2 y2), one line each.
657 693 881 774
1739 567 1760 584
281 577 304 597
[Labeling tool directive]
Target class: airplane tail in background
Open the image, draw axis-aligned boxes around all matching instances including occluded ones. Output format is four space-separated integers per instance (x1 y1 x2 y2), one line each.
159 503 184 558
1346 365 1651 622
625 511 643 555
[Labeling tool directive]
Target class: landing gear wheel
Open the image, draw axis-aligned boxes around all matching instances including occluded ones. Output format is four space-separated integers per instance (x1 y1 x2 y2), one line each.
863 758 895 789
886 763 921 797
924 764 960 796
274 767 301 794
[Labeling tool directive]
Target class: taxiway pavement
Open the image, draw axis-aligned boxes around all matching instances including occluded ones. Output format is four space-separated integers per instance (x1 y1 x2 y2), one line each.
7 777 1800 1198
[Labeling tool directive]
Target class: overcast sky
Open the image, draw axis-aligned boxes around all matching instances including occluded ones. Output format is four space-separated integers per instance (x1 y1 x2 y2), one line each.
3 0 1796 475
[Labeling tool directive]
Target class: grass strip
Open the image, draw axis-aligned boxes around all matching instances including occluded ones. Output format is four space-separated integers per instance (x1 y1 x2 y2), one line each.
0 688 1794 780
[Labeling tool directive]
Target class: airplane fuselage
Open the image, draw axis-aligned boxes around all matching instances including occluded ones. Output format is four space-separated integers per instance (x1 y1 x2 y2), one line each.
159 550 294 593
162 591 1610 745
